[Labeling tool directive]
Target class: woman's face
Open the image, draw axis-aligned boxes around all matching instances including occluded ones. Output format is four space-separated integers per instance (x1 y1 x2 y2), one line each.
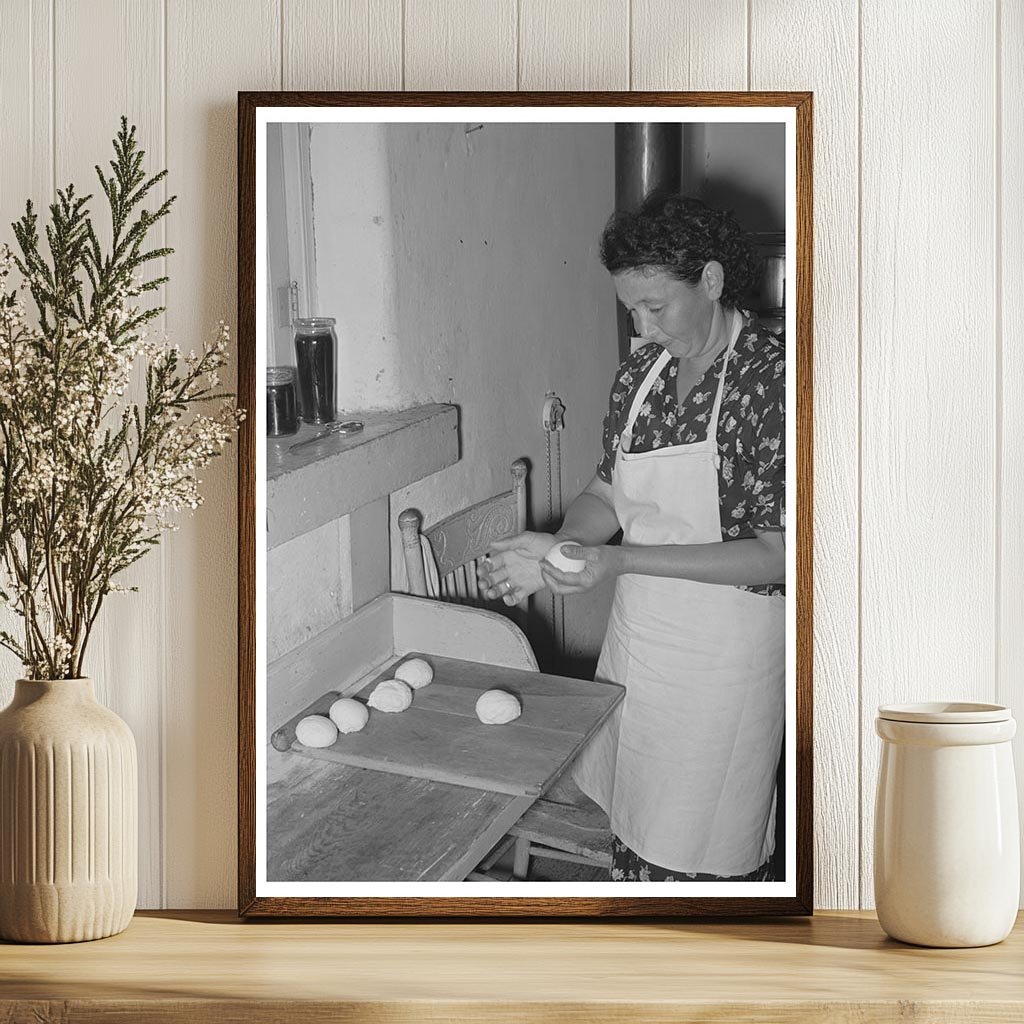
612 265 721 360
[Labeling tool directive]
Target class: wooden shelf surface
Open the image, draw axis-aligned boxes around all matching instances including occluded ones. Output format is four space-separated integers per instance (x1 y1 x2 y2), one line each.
2 910 1024 1022
266 402 458 548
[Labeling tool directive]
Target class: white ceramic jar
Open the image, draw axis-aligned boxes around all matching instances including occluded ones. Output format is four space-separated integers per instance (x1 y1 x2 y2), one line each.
874 702 1019 947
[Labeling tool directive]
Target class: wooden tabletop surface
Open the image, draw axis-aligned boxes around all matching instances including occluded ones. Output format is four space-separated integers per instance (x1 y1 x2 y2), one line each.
267 752 533 881
266 653 624 883
274 653 624 797
2 910 1023 1022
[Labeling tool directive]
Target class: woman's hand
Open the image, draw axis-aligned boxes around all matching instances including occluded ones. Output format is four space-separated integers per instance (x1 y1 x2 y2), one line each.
538 543 621 595
478 531 558 605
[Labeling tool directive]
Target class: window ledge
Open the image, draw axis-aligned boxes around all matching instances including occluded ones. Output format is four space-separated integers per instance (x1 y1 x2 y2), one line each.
266 403 459 548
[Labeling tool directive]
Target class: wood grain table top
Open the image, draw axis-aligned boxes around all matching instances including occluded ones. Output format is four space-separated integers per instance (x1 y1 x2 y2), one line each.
2 910 1023 1022
275 653 625 796
266 653 624 883
266 753 533 881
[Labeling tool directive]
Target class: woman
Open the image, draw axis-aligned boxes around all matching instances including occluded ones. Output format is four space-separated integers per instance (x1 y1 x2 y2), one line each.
479 193 786 882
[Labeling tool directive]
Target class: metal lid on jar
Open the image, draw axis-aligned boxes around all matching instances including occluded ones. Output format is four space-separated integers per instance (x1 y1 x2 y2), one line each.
293 317 336 330
877 702 1011 724
266 365 296 386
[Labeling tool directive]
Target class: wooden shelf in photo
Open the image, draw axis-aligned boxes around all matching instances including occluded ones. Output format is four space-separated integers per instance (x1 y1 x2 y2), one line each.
266 403 458 548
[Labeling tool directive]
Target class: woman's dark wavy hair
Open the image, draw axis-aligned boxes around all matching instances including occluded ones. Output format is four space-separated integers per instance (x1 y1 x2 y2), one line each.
599 192 759 309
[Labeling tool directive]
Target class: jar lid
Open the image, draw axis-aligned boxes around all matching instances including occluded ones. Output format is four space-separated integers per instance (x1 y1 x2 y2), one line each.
877 701 1011 724
266 365 296 385
293 317 336 328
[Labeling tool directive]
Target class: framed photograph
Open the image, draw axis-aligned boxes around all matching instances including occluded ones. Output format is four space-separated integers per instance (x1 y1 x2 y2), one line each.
238 91 813 917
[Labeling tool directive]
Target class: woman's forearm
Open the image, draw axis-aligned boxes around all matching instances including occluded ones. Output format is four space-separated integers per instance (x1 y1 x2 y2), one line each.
554 478 621 546
546 473 784 588
612 536 785 587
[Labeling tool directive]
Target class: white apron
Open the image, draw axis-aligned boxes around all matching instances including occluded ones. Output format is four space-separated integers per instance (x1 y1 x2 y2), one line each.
573 309 786 877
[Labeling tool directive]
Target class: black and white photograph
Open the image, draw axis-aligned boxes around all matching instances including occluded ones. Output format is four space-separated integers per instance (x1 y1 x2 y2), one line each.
240 95 812 916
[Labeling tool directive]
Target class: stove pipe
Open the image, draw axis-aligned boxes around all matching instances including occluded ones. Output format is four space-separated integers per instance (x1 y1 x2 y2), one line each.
613 123 682 362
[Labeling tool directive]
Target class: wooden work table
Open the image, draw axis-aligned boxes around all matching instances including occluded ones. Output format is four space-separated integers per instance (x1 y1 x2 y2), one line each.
266 650 623 883
266 752 534 881
2 910 1022 1022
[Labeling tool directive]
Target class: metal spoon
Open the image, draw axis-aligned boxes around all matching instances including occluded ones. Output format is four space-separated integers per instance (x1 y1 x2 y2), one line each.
288 420 364 453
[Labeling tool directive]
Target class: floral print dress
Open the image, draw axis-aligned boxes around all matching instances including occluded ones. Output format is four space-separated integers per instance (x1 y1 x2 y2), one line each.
597 313 786 597
597 313 786 881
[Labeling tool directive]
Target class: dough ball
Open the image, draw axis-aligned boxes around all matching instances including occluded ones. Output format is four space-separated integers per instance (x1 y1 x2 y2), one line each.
368 678 413 713
475 689 522 725
328 697 369 734
295 714 338 748
543 541 587 574
394 657 434 690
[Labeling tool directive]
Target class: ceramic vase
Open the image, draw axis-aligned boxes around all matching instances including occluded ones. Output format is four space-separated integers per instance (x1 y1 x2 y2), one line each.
874 702 1019 948
0 678 137 943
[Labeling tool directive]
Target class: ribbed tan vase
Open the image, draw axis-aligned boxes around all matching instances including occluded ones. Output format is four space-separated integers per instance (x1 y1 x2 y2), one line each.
0 678 137 943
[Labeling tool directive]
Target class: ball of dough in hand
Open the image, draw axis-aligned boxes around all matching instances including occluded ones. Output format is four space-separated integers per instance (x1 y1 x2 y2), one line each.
328 697 369 734
394 657 434 690
475 689 522 725
368 678 414 713
295 714 338 747
543 540 587 574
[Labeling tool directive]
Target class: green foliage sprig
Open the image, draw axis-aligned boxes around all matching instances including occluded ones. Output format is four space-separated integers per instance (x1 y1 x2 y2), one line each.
0 117 244 679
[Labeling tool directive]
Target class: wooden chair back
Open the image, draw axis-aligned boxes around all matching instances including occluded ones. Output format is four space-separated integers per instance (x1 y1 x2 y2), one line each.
399 459 528 621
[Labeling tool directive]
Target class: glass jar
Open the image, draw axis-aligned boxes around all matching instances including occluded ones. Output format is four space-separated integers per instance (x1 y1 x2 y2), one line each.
293 317 337 424
266 366 299 437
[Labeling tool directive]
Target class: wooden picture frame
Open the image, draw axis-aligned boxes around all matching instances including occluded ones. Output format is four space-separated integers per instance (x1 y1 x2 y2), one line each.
238 91 813 917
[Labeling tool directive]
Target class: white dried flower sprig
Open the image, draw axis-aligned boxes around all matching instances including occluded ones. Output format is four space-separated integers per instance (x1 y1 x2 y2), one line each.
0 118 245 680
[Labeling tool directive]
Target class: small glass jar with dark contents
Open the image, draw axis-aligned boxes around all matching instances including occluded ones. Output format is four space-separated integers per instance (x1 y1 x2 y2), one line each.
293 317 337 424
266 365 299 437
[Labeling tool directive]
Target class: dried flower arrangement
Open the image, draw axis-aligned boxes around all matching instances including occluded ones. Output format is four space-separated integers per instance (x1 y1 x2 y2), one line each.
0 118 244 679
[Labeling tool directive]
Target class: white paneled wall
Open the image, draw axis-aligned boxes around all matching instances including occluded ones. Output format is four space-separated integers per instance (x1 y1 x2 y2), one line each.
859 1 999 911
0 0 1017 910
1003 0 1024 917
752 0 860 911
